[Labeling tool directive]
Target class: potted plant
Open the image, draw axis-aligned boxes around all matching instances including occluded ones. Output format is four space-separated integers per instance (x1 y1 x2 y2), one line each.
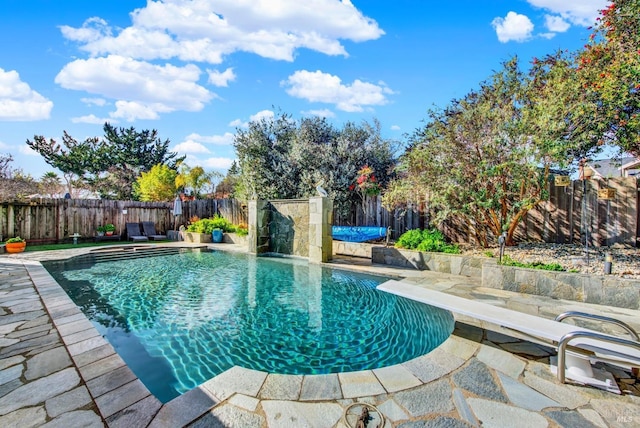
104 224 116 236
212 228 223 243
5 237 26 253
96 225 106 236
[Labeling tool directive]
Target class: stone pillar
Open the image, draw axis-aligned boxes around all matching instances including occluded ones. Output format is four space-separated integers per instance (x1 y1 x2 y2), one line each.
308 197 333 263
248 200 270 254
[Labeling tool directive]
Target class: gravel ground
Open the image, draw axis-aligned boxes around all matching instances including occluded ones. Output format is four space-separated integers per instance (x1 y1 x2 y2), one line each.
461 243 640 279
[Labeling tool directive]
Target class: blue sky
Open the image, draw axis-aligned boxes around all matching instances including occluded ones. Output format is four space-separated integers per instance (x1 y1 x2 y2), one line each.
0 0 608 178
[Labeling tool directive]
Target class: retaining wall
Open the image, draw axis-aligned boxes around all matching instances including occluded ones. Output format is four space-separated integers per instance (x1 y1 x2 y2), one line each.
370 246 640 310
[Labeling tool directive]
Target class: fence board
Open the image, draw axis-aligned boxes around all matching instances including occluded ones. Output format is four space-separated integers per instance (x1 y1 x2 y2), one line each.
0 198 249 243
1 179 637 246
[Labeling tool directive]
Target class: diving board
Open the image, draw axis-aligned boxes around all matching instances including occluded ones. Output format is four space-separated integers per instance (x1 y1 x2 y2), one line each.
377 280 640 392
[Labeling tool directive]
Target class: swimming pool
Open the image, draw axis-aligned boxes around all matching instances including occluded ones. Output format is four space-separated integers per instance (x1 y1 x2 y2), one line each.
44 249 454 403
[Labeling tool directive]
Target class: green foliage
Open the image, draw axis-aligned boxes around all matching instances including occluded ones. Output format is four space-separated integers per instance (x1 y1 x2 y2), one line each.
134 164 178 202
233 112 398 219
395 228 460 254
104 224 116 232
234 225 249 236
5 236 25 243
175 165 221 199
96 225 106 233
27 123 184 200
383 57 565 247
499 255 565 271
186 215 235 234
576 0 640 155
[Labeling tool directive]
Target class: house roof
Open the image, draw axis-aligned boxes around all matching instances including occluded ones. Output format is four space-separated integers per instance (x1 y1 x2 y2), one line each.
586 157 640 178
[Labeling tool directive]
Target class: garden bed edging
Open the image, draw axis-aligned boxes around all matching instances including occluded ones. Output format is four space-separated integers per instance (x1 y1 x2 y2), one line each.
371 246 640 310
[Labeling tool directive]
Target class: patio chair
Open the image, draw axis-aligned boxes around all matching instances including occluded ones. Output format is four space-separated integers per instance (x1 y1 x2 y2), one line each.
142 221 167 240
126 223 149 242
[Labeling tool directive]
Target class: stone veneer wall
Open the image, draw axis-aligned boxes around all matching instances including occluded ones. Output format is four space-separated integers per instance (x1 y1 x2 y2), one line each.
482 262 640 310
371 246 640 310
268 200 310 258
333 241 376 259
248 198 332 262
371 247 483 278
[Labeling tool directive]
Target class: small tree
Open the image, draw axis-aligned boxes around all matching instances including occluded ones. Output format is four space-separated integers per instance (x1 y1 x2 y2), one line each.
175 165 218 199
39 172 64 197
133 164 178 202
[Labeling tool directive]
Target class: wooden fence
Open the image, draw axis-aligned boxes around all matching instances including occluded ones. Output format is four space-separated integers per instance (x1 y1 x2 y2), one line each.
333 198 426 239
0 198 247 243
334 177 639 246
1 177 638 246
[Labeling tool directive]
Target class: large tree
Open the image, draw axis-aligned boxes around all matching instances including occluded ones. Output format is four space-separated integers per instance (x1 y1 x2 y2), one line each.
27 123 184 199
577 0 640 155
383 58 573 246
233 113 397 219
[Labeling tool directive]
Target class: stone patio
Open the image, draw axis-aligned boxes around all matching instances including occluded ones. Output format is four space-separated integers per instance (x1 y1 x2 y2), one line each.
1 244 639 427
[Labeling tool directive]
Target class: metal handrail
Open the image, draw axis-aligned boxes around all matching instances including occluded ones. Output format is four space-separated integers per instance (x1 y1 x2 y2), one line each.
557 331 640 383
555 311 640 342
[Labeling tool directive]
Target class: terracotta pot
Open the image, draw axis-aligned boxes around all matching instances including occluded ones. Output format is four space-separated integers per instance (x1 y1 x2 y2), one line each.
5 242 26 253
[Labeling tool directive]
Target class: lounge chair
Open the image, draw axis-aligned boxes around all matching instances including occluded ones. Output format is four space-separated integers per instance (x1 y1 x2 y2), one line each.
378 280 640 394
126 223 149 242
142 221 167 240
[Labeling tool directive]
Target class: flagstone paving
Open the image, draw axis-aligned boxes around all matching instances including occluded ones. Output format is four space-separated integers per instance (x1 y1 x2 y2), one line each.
1 245 640 427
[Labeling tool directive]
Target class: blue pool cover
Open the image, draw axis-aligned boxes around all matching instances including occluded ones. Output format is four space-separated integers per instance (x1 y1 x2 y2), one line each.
332 226 388 242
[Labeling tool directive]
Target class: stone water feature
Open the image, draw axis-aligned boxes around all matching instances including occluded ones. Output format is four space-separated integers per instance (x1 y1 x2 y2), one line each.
247 197 333 263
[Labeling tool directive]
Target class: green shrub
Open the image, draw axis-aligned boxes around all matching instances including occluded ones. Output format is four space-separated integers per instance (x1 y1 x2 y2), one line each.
186 215 234 234
500 255 565 271
234 225 249 236
395 228 460 254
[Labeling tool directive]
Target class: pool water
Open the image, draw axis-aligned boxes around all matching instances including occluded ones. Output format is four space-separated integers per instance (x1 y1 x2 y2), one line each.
45 250 454 403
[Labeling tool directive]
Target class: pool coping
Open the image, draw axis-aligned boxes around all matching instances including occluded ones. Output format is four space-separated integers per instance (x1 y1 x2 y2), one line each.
17 244 477 426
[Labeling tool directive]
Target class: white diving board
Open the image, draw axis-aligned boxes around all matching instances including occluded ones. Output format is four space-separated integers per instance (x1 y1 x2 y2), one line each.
377 280 640 393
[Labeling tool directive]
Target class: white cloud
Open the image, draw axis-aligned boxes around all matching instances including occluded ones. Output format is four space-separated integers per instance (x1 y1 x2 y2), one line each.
282 70 393 112
491 12 534 43
544 15 570 32
81 97 107 106
60 0 383 63
183 132 235 146
174 140 211 154
71 114 113 124
390 125 401 131
250 109 275 122
19 145 40 156
228 110 275 128
526 0 607 27
55 55 213 121
228 118 245 128
301 108 335 118
184 154 235 170
207 68 236 87
0 68 53 121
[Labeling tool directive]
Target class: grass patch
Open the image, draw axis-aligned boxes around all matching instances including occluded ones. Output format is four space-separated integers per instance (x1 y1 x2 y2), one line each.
499 255 565 271
24 240 166 252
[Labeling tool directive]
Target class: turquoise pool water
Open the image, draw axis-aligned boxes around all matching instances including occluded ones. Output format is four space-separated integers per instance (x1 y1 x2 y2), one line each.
45 250 454 403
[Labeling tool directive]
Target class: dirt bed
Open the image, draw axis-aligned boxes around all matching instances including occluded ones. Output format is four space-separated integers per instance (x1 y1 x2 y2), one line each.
460 243 640 279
